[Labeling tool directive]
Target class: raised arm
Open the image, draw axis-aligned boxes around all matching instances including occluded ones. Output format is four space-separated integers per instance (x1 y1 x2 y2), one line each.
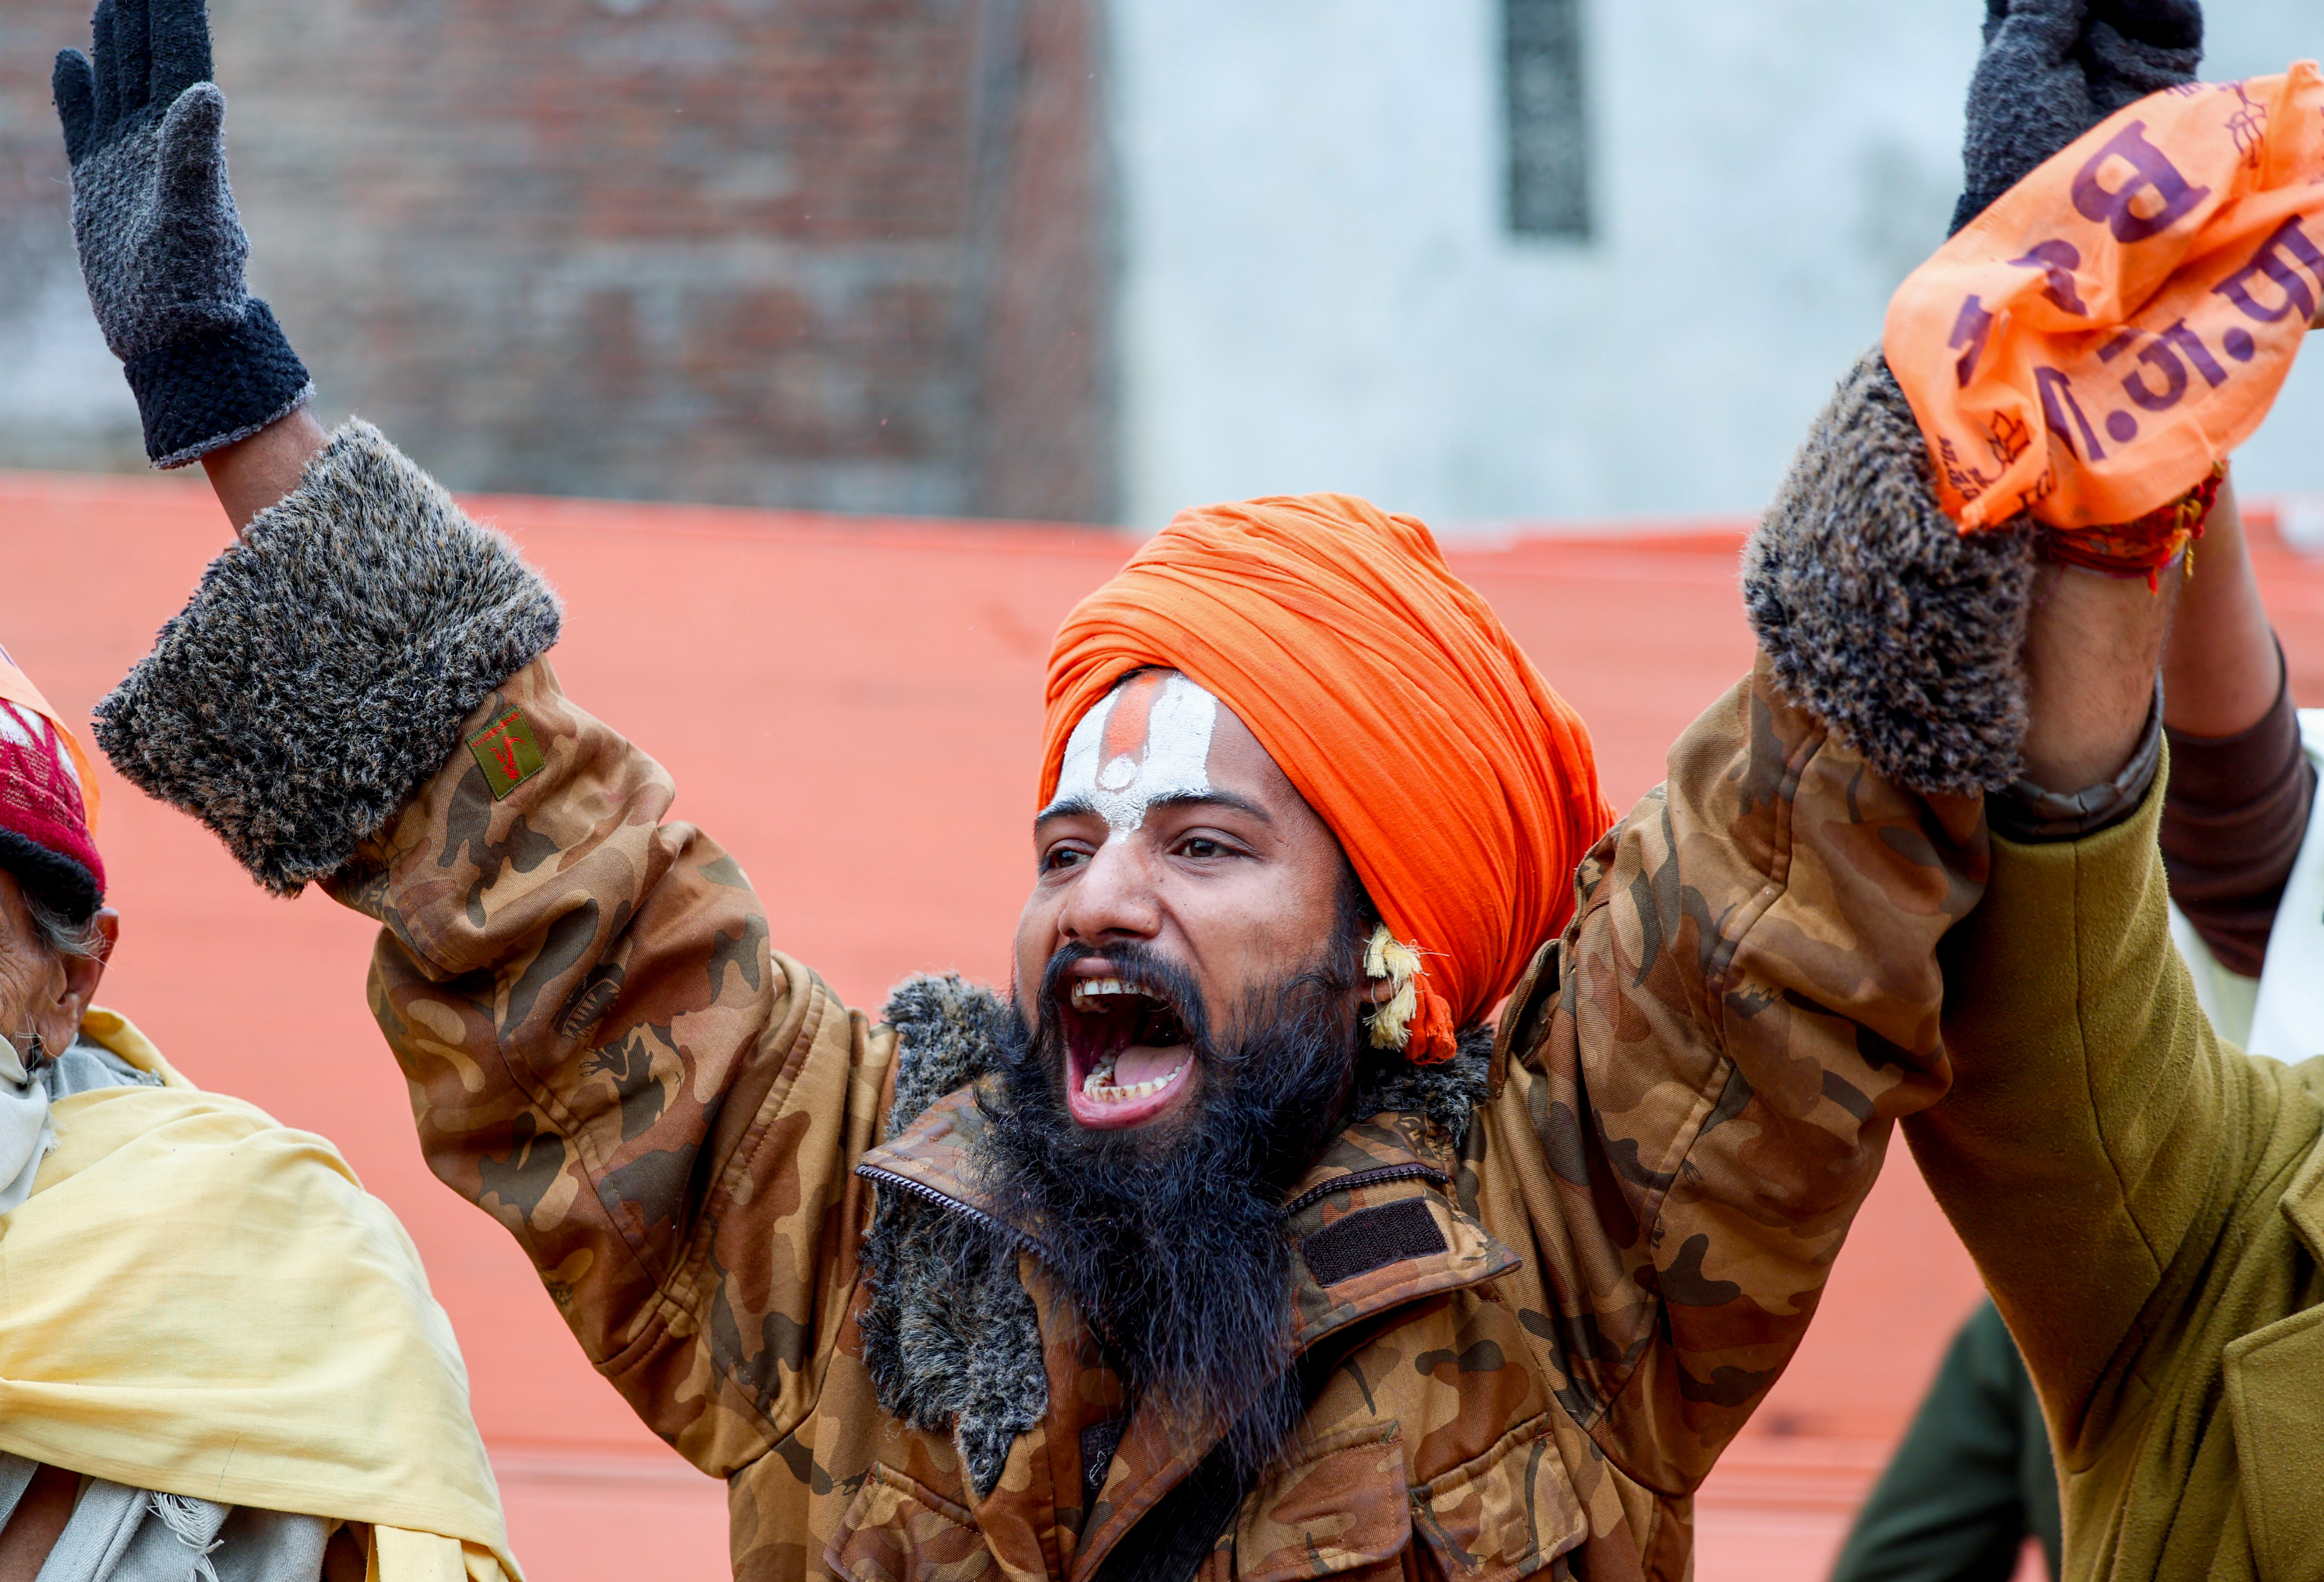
100 419 897 1477
1479 301 2281 1492
1484 319 2229 1492
57 1 895 1478
2157 481 2315 978
1565 253 2304 1484
1905 390 2321 1458
1907 744 2255 1449
1477 351 2007 1495
1542 335 2187 1488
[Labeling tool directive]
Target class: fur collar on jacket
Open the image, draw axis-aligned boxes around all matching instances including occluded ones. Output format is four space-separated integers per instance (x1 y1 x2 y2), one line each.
858 973 1491 1497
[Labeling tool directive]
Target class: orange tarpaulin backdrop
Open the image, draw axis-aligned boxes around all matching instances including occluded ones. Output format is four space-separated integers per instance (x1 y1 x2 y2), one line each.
12 471 2324 1577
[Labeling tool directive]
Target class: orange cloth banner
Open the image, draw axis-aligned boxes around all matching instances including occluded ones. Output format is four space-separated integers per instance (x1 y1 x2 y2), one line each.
1044 494 1612 1063
1887 67 2324 533
0 640 100 834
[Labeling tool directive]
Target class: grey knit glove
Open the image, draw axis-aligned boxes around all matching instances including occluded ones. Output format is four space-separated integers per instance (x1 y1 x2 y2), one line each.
52 0 310 468
1951 0 2204 236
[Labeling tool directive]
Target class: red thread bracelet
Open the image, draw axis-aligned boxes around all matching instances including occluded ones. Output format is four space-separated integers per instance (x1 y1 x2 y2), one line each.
2041 465 2228 591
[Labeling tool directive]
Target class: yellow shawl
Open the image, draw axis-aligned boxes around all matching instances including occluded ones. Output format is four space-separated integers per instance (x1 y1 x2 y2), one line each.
0 1010 519 1581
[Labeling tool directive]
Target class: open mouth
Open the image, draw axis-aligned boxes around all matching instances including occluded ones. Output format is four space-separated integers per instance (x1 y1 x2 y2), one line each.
1058 972 1197 1129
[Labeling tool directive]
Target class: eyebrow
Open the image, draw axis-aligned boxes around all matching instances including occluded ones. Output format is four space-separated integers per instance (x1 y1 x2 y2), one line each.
1033 789 1276 831
1033 794 1098 829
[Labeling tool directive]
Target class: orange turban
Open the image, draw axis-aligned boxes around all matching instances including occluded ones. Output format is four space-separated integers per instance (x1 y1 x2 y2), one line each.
1043 494 1611 1064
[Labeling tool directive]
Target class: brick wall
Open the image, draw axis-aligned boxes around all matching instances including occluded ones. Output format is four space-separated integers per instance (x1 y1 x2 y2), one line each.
0 0 1113 520
973 0 1115 522
0 2 146 472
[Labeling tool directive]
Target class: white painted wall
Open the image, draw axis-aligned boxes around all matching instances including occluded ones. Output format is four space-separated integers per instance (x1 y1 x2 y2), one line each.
1105 0 2324 532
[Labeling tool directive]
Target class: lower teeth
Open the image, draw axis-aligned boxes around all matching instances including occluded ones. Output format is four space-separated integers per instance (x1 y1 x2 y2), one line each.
1080 1054 1182 1103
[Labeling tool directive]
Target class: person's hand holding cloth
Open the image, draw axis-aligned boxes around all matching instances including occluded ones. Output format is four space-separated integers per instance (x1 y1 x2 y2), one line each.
51 0 311 470
1889 0 2324 580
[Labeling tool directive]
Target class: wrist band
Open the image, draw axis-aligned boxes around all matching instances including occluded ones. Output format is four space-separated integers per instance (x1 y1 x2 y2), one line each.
1989 676 2165 843
2039 464 2228 592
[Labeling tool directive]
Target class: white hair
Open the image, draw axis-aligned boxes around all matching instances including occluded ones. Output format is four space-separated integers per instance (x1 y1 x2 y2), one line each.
21 889 101 961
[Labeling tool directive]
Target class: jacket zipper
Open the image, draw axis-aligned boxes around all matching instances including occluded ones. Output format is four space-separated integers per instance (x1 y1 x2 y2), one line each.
854 1162 1120 1350
853 1163 1053 1263
1282 1161 1449 1218
863 1159 1453 1256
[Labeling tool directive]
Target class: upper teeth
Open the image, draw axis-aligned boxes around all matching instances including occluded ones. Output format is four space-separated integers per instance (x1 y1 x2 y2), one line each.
1071 977 1137 1008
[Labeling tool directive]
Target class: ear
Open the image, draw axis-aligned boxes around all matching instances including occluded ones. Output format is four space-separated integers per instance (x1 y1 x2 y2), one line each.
54 907 119 1030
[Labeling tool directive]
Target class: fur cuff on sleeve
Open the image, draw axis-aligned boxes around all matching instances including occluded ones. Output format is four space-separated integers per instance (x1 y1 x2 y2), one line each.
1741 349 2039 796
94 420 562 895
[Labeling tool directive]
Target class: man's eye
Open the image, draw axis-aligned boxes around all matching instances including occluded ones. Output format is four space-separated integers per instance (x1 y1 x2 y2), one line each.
1043 847 1089 873
1180 838 1226 859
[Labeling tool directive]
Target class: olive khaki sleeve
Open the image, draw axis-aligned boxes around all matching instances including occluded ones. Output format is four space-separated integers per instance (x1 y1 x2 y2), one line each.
1907 768 2291 1448
93 422 895 1477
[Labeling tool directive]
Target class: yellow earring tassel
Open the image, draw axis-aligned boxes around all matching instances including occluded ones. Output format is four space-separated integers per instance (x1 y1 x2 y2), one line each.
1364 924 1422 1050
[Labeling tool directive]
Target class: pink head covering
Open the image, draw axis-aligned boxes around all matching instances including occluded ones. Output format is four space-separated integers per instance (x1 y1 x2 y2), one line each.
0 639 105 919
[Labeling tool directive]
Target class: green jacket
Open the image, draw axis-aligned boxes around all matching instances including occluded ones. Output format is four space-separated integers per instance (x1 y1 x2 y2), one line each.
1830 1299 2059 1582
1910 770 2324 1582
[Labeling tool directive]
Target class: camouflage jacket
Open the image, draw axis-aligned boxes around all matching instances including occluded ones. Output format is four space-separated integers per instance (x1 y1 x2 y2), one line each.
94 420 1992 1581
332 643 1985 1582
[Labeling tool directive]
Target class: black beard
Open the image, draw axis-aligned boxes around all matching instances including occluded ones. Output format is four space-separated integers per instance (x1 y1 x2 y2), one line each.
974 936 1362 1479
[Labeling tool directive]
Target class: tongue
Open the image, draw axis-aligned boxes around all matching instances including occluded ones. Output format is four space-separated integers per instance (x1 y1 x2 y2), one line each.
1113 1044 1185 1088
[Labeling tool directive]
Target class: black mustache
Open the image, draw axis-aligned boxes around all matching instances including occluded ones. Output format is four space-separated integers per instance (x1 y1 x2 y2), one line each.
1040 940 1212 1050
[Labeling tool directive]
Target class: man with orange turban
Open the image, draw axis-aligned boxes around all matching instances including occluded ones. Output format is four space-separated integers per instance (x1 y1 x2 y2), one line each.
106 399 1992 1580
61 2 2323 1579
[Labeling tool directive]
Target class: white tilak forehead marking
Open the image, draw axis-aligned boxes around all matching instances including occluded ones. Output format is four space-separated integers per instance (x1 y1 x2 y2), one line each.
1052 673 1220 834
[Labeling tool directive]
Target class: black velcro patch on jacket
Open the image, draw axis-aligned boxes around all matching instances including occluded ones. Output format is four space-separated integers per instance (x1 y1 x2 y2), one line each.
1302 1198 1448 1287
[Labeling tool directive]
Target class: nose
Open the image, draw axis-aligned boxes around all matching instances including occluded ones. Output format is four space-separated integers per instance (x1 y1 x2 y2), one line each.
1057 834 1163 946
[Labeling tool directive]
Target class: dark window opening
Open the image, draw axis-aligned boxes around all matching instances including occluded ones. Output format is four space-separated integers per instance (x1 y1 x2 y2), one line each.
1505 0 1592 240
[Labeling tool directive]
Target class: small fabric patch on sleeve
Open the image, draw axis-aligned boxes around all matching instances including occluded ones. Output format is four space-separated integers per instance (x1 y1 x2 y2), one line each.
466 706 546 800
1302 1198 1448 1287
